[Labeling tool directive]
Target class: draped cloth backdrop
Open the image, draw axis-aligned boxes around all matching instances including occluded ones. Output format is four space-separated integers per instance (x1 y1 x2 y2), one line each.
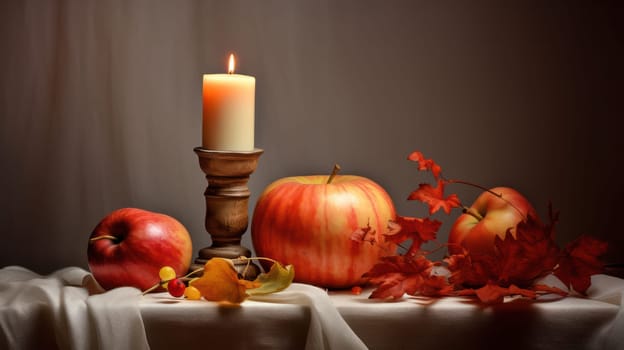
1 0 622 274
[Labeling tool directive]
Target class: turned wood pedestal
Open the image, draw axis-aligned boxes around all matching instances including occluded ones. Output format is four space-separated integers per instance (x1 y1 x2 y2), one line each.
191 147 263 280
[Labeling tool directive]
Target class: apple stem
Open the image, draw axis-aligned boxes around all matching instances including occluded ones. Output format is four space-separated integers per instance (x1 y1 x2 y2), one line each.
462 206 484 221
327 164 341 184
89 235 119 243
445 178 527 220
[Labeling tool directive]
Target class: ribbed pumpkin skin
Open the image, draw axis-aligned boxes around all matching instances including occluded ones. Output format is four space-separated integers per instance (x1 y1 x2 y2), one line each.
251 175 396 289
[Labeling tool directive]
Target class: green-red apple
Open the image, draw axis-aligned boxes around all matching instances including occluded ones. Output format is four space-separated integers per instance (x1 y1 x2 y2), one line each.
448 187 538 255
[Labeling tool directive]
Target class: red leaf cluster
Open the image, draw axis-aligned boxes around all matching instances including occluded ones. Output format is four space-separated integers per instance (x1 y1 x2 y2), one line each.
406 152 461 215
384 215 441 256
444 214 569 302
358 150 608 304
363 255 452 300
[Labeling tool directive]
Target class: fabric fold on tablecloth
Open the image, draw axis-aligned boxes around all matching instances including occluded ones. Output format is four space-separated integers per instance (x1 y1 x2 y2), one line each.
588 274 624 350
249 283 368 350
1 267 365 350
0 266 148 350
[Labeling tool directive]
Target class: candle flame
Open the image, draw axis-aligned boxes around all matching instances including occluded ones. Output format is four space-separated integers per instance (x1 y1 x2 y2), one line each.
228 54 235 74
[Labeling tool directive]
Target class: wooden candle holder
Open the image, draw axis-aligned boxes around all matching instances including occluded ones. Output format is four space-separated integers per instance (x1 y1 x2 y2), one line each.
192 147 263 280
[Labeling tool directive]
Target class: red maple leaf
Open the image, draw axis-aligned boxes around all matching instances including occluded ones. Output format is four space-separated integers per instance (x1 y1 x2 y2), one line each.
460 283 568 304
494 215 560 287
447 214 563 300
473 283 537 304
384 215 441 256
446 251 498 288
555 235 608 294
363 255 440 300
407 151 442 179
420 274 454 297
533 284 568 297
408 179 461 215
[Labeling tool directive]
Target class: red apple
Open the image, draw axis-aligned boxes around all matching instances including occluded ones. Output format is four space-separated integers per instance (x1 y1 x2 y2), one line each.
251 173 396 289
448 187 538 255
87 208 193 291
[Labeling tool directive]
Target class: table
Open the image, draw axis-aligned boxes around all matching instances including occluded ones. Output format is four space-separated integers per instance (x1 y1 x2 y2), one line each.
1 266 623 350
333 292 618 350
141 288 619 350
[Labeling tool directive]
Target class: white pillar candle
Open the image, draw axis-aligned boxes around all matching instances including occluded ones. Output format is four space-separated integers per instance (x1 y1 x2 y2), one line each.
202 54 255 151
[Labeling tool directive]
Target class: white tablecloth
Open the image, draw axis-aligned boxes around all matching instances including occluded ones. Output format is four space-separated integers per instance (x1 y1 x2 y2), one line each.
1 266 623 350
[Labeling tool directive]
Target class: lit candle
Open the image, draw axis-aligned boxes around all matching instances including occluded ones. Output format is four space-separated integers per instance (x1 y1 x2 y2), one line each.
202 54 255 151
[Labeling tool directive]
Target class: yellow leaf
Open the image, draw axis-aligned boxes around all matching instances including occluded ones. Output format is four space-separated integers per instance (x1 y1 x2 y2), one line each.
246 262 295 296
190 258 250 304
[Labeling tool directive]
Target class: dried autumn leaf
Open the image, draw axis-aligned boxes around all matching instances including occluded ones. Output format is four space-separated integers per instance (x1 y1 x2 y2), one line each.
407 151 442 180
474 284 508 304
555 235 608 294
384 215 441 256
495 215 560 287
420 274 454 297
533 284 568 297
350 222 377 245
408 179 461 215
474 283 537 304
364 255 438 300
246 261 295 296
446 251 498 288
190 258 253 304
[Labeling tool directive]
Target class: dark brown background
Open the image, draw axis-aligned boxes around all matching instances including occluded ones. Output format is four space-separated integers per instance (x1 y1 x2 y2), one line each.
1 0 622 274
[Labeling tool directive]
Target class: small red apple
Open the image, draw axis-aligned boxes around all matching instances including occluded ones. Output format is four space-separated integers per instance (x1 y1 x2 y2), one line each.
87 208 193 291
448 187 538 255
251 170 396 289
